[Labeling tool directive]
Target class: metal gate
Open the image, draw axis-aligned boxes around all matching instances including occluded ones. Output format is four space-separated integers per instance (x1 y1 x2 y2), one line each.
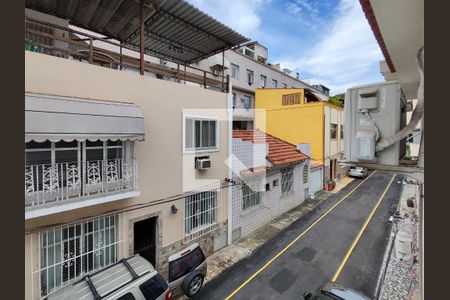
310 167 323 195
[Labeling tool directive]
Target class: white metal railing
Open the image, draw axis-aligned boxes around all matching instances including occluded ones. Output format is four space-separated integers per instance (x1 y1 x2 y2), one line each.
25 158 137 208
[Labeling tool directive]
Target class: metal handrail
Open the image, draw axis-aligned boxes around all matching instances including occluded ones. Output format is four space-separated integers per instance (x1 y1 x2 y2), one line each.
25 16 229 92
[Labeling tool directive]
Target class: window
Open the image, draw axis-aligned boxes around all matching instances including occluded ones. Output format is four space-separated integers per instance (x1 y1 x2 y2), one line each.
340 125 344 139
242 95 252 109
185 190 218 234
265 183 270 191
139 273 168 300
232 93 237 108
331 123 338 139
117 293 136 300
260 75 267 88
25 22 55 47
282 93 301 106
247 69 254 85
242 182 262 210
230 63 239 79
407 133 413 143
303 165 309 183
281 167 294 196
184 117 218 151
272 79 278 88
39 216 117 297
273 179 279 187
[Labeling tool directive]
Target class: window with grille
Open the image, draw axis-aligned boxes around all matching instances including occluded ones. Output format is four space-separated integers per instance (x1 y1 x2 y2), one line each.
39 215 117 297
185 190 218 236
331 123 338 139
184 116 218 151
303 165 309 183
242 182 262 210
231 64 240 79
281 167 294 196
340 125 344 139
242 95 252 109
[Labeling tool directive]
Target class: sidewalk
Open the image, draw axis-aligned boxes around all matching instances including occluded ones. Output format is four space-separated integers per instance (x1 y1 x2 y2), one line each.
376 180 420 300
204 189 335 284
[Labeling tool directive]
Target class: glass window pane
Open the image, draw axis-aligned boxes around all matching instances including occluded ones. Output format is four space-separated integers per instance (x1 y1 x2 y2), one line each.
55 150 78 164
195 120 201 148
107 148 122 160
86 148 103 161
107 140 122 147
26 151 51 165
185 118 193 149
202 120 209 148
26 141 51 149
209 121 216 148
56 141 78 148
86 140 103 148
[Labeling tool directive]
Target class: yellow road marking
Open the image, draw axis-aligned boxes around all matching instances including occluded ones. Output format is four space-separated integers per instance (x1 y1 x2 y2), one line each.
331 174 396 282
224 170 378 300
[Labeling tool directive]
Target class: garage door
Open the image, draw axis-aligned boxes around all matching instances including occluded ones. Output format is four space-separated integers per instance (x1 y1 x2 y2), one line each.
310 168 323 195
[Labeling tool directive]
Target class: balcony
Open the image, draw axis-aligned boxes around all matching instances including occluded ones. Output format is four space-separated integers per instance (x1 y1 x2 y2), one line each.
25 16 231 93
25 158 138 219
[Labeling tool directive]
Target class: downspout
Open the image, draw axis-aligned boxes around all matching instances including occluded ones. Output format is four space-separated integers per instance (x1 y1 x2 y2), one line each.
227 76 234 245
376 47 424 152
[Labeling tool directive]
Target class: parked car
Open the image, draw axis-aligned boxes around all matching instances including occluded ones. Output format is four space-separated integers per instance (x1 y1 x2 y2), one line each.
46 255 172 300
348 166 368 178
168 243 207 298
303 282 370 300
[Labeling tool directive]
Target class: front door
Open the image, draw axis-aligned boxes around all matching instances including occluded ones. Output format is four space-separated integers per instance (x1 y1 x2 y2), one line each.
134 217 157 266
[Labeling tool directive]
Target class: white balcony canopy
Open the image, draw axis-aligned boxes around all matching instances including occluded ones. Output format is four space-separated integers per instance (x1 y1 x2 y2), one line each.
25 93 145 142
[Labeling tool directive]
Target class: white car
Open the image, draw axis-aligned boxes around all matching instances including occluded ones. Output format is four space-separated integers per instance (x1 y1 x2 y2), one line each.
348 166 368 178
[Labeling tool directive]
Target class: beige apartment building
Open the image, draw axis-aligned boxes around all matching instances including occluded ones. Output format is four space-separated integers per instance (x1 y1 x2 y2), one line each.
24 1 248 299
194 42 329 130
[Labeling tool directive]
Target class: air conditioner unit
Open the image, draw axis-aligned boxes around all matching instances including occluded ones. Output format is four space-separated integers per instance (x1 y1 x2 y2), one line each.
196 158 211 170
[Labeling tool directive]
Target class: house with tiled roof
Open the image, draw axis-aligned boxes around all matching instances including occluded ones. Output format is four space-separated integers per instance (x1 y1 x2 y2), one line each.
230 130 311 241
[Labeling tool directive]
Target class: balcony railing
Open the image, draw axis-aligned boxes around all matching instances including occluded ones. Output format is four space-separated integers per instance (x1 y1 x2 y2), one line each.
25 158 137 208
25 16 229 93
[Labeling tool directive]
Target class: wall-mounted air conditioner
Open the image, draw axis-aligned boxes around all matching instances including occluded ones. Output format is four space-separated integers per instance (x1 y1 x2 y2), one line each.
196 158 211 170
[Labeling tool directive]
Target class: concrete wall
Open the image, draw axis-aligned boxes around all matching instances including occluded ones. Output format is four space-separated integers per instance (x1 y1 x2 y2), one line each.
25 52 230 299
231 138 309 240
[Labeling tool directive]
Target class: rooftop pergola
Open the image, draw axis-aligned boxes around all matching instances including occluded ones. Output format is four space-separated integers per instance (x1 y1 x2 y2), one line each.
25 0 249 74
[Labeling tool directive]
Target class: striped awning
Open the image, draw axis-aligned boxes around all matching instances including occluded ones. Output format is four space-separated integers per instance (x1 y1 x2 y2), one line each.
25 93 145 142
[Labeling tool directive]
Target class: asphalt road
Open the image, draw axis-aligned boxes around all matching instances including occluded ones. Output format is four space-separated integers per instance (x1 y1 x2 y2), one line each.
194 171 402 300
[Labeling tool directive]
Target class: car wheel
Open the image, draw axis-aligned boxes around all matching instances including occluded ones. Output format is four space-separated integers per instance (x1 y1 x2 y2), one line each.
181 270 204 297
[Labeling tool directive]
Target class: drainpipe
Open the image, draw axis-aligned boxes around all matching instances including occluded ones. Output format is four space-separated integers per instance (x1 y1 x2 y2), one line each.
227 76 234 245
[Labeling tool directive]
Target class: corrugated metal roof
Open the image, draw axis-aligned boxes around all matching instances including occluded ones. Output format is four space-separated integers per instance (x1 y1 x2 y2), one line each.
25 0 249 64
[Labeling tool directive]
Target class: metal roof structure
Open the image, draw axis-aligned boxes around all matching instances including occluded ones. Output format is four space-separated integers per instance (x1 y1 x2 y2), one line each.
25 0 249 64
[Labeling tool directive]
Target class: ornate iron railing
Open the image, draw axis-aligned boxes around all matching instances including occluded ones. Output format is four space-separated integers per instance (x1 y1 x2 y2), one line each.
25 158 137 208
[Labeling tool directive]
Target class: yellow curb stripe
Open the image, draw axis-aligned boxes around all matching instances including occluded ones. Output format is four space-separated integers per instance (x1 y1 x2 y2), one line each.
331 173 396 283
224 170 378 300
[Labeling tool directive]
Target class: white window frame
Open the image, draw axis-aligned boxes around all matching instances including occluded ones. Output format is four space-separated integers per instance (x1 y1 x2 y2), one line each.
183 114 220 153
260 75 267 88
242 181 262 210
272 79 278 88
38 215 118 298
230 63 240 79
281 166 294 197
331 123 338 140
184 189 221 243
247 69 254 84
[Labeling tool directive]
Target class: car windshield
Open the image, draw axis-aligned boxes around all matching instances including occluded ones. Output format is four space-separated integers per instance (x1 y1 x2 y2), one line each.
169 247 205 282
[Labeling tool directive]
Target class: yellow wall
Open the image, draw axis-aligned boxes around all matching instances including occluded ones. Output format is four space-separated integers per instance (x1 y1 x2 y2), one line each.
255 89 343 163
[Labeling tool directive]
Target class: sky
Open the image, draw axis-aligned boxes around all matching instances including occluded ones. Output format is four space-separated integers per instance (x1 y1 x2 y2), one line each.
186 0 384 95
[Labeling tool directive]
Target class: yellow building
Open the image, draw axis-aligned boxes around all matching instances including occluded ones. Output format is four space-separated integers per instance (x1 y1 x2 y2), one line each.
255 88 346 183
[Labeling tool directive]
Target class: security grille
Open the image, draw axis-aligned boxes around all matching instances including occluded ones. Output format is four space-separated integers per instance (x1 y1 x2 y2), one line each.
38 215 118 298
184 189 220 243
303 165 309 183
281 167 294 196
242 182 262 210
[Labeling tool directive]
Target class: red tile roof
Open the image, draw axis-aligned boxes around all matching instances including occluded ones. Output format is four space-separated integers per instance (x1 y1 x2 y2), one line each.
310 161 323 170
233 130 309 166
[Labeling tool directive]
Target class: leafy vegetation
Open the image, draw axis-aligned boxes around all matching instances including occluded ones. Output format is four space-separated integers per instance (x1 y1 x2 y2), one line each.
328 93 345 107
